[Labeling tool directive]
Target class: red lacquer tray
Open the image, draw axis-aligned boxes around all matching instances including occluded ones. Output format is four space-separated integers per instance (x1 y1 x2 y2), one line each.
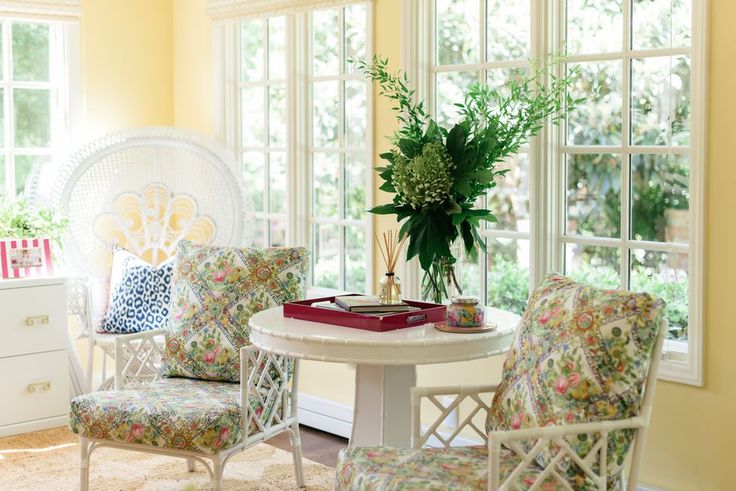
283 294 446 332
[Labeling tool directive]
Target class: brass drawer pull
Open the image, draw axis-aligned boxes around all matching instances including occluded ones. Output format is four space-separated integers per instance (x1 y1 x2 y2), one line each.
25 315 49 326
26 381 51 393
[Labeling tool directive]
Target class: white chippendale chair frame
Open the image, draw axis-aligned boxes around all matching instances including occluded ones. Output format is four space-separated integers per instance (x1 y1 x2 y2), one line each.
45 127 252 391
79 329 305 491
411 320 667 491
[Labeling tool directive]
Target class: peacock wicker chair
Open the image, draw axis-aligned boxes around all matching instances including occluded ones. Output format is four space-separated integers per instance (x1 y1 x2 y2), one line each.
46 127 253 391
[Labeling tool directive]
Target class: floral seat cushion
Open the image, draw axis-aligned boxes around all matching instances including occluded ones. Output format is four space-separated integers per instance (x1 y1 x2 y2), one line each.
69 378 271 454
336 445 563 490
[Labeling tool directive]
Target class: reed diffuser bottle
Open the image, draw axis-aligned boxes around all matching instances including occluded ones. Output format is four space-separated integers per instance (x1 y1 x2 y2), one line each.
377 229 405 305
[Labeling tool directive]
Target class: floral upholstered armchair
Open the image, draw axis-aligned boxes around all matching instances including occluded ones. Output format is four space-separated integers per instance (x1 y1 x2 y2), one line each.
336 274 667 490
69 242 309 490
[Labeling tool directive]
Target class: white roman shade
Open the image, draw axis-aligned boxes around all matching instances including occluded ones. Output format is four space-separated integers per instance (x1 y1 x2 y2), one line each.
0 0 80 21
208 0 370 20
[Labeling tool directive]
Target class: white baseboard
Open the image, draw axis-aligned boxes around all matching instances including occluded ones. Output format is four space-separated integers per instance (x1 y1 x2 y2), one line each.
297 392 483 447
638 484 669 491
297 393 353 439
0 415 68 437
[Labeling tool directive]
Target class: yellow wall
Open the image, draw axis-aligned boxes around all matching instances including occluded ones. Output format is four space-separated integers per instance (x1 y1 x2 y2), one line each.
83 0 736 488
80 0 173 139
172 0 212 134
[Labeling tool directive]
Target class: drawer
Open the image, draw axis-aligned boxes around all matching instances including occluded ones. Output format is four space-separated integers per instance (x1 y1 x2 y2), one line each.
0 351 69 426
0 283 67 358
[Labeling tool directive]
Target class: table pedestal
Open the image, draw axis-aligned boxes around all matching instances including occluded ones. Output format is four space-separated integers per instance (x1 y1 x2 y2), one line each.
350 364 416 448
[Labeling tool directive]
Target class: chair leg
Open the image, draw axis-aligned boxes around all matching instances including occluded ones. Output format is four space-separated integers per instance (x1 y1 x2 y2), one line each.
79 436 90 491
288 423 306 488
211 454 224 491
186 457 196 472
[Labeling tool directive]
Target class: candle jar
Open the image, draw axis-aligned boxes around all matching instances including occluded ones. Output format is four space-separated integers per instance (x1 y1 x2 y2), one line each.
446 295 484 327
378 273 402 305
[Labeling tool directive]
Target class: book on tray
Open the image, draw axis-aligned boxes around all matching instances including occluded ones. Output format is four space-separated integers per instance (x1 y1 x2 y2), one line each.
331 295 415 314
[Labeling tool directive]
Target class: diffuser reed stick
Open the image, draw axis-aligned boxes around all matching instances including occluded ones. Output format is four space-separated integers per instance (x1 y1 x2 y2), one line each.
377 229 406 304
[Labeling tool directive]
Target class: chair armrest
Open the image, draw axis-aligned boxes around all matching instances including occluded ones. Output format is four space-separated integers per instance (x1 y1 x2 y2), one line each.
240 346 298 444
487 417 647 491
411 384 500 449
113 328 167 390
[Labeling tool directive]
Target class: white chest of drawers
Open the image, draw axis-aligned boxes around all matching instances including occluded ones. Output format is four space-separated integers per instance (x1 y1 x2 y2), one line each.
0 276 69 437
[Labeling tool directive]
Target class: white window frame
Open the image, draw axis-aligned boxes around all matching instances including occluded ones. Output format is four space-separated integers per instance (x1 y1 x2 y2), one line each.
0 15 79 197
214 1 374 295
401 0 707 386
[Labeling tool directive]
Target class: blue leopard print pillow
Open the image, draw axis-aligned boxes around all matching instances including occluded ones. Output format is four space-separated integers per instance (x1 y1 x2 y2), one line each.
98 248 174 334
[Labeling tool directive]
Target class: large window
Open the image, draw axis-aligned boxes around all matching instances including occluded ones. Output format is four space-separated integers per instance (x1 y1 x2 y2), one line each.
309 5 371 292
225 2 372 293
239 16 288 247
432 0 534 316
417 0 704 384
0 19 68 197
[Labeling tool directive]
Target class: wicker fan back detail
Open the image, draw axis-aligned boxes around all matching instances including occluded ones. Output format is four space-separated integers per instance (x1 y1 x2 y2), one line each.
49 128 252 280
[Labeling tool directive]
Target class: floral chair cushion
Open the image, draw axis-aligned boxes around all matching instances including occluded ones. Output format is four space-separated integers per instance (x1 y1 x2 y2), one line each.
486 273 664 487
162 241 308 382
335 445 564 490
69 378 276 454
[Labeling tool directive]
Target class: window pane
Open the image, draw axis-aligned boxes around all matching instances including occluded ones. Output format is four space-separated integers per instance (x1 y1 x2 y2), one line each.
270 218 286 247
313 152 339 217
313 223 340 289
487 238 530 315
345 4 367 72
312 9 339 76
253 217 266 247
243 151 265 212
268 17 286 80
15 155 46 196
487 67 528 96
241 87 265 147
269 85 286 147
633 0 691 50
565 244 621 289
436 0 480 65
567 61 622 145
630 249 688 340
487 153 529 232
14 89 50 148
346 226 366 293
269 152 287 214
0 156 5 195
566 153 621 238
460 250 482 299
0 88 4 148
436 71 476 127
345 153 366 220
312 81 339 147
631 154 689 243
486 0 529 61
345 80 367 147
12 22 49 82
631 56 690 146
241 20 264 82
566 0 623 54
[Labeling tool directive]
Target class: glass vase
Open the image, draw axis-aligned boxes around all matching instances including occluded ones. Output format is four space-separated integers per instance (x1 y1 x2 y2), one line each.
378 273 402 305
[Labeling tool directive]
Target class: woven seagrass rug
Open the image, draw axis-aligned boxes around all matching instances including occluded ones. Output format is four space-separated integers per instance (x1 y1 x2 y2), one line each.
0 427 333 490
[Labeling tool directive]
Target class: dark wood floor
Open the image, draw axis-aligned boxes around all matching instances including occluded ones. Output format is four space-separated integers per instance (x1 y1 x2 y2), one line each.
266 425 348 467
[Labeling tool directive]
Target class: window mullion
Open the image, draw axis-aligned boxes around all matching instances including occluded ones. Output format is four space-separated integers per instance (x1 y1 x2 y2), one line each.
620 0 632 290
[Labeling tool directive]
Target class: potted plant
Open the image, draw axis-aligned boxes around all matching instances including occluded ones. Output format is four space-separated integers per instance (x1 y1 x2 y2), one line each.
354 56 581 303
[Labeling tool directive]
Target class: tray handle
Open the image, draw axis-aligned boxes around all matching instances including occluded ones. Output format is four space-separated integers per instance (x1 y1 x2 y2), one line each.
406 314 427 323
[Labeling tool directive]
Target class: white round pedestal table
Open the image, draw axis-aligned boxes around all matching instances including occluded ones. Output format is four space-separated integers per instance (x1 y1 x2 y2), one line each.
248 306 519 448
